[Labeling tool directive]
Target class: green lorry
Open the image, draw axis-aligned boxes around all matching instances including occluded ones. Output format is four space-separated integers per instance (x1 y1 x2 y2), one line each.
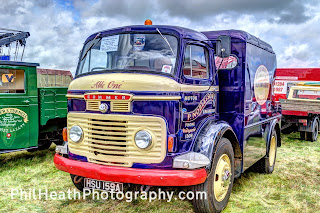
0 61 71 153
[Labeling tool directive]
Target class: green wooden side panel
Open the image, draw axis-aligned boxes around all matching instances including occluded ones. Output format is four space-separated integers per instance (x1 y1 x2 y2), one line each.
39 87 68 126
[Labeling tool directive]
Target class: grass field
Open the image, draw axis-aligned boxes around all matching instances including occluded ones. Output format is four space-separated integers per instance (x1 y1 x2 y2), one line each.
0 132 319 213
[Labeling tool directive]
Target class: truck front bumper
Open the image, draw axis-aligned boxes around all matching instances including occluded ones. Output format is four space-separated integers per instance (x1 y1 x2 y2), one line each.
54 154 207 186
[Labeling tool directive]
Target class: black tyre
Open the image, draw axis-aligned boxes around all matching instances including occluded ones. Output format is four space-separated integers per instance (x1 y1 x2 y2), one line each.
300 131 306 140
70 174 85 191
192 138 234 213
38 140 52 150
254 131 277 174
281 125 295 134
307 118 318 142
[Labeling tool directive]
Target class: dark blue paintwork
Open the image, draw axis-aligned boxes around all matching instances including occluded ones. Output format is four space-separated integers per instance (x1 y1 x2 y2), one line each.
203 30 280 170
69 151 88 162
69 27 280 172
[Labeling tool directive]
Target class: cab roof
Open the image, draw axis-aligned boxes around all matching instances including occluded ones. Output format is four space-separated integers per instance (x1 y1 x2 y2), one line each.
85 25 208 43
85 27 274 54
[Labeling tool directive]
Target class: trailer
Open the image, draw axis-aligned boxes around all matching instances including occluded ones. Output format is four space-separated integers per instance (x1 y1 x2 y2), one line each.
54 22 281 212
280 82 320 141
274 68 320 139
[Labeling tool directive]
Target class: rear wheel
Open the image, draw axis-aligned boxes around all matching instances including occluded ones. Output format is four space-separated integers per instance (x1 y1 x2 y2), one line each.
27 139 52 152
300 131 306 140
307 118 318 142
192 138 234 213
37 139 52 150
254 131 277 174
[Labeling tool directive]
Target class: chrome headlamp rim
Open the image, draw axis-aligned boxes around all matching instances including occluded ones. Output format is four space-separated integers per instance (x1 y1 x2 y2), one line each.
69 125 83 143
134 130 152 149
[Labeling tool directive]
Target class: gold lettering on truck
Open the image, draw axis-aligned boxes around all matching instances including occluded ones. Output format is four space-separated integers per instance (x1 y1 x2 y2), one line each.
0 108 29 123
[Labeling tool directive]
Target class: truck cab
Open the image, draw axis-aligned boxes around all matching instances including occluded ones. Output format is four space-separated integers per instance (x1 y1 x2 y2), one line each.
0 61 71 153
54 24 281 212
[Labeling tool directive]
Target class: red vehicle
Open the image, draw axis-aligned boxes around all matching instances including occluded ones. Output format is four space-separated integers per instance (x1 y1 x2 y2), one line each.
274 68 320 101
275 68 320 140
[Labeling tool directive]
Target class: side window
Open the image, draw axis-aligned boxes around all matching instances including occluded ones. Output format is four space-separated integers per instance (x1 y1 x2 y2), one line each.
0 69 25 93
183 45 208 79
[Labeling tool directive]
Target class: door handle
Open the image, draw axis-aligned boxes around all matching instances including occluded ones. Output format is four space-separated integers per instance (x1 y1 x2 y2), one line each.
23 100 30 104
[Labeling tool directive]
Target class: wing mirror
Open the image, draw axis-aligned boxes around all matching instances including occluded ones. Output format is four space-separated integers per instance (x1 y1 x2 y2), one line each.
216 35 231 58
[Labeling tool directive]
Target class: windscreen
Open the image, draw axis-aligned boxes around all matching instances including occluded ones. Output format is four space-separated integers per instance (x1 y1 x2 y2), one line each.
77 33 178 76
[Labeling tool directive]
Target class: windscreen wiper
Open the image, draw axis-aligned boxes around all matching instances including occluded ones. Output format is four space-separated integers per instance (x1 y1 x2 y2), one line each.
156 28 175 56
80 33 101 61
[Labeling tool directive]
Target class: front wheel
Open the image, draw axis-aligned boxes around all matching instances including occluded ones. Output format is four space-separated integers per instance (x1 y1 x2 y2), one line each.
27 139 52 152
70 174 85 191
192 138 234 213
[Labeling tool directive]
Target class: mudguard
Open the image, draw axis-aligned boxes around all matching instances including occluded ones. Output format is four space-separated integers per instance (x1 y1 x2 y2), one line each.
267 117 282 152
192 119 238 170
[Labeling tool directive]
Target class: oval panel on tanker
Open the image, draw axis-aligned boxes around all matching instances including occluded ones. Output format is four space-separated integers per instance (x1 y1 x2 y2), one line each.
254 65 270 105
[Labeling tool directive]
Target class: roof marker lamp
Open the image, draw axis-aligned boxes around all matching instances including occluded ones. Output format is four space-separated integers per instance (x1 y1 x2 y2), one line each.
69 125 83 142
145 19 152 25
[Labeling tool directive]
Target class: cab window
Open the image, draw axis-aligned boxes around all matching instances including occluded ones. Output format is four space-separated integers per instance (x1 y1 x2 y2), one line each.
0 69 25 93
292 89 320 100
183 45 208 79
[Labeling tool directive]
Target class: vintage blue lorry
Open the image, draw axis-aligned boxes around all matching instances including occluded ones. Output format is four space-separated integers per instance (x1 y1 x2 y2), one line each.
54 22 281 212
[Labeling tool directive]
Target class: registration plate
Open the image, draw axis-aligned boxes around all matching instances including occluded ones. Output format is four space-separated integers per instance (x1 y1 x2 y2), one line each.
84 178 123 192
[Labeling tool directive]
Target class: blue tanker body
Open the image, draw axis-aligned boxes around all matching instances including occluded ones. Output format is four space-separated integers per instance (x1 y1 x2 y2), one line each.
55 24 281 212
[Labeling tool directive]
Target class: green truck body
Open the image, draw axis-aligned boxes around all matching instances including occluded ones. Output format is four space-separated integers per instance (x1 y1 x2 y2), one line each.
0 61 71 153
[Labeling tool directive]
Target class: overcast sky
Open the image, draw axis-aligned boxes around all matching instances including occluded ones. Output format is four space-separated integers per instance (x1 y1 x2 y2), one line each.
1 0 320 75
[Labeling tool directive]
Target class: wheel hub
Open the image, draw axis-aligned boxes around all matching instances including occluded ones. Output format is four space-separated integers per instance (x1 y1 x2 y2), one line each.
214 154 232 202
222 169 231 187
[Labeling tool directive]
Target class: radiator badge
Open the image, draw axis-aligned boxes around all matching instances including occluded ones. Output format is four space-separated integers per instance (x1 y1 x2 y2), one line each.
99 103 108 113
